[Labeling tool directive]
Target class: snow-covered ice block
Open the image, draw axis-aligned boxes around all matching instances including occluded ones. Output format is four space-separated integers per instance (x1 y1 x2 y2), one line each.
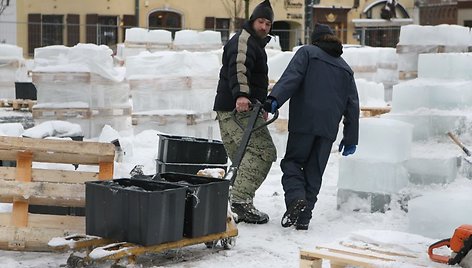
356 79 386 107
148 29 172 44
338 157 409 194
382 112 469 141
418 53 472 80
405 156 458 185
125 27 148 43
267 51 294 82
355 118 412 162
408 191 472 239
174 30 199 46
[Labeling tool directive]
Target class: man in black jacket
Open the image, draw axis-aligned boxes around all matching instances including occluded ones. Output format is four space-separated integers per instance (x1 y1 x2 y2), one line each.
264 24 359 230
213 0 277 224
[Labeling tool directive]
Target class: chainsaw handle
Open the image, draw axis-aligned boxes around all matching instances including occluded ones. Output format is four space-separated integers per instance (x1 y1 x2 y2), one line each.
428 238 451 264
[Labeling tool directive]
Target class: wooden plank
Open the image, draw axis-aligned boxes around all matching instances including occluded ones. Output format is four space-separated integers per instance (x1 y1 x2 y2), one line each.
98 162 114 180
315 245 396 262
0 136 115 161
12 151 33 227
339 241 418 259
0 179 85 207
91 217 238 260
48 234 114 251
0 149 114 165
300 252 322 268
0 226 83 251
0 213 85 231
300 249 382 268
0 167 99 183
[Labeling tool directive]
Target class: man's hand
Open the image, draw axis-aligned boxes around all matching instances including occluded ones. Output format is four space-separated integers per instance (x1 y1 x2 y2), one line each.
263 97 278 114
236 96 251 112
338 143 356 156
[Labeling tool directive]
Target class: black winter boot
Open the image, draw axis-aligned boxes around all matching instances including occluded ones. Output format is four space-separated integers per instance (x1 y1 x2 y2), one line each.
281 199 307 228
231 202 269 224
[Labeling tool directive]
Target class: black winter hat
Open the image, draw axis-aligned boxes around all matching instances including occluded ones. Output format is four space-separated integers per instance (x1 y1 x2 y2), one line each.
311 23 334 42
249 0 274 22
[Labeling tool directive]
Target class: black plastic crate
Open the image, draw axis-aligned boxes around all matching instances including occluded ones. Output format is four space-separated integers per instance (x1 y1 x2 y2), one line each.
85 179 186 246
157 134 227 164
15 82 37 100
156 159 227 175
154 172 229 238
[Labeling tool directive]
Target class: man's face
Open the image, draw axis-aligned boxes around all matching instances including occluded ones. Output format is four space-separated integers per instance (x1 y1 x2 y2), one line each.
252 18 272 39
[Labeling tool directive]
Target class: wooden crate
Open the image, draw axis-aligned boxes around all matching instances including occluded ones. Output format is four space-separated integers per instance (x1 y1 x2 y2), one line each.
0 136 115 251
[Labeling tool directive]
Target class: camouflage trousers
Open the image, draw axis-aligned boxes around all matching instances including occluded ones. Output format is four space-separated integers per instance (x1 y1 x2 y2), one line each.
216 111 277 203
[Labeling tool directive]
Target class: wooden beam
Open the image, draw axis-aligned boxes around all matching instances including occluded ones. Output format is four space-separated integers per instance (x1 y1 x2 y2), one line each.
0 136 115 163
11 151 33 227
0 226 84 251
0 149 114 164
98 162 114 180
0 213 85 231
91 216 238 260
0 179 85 207
0 167 99 183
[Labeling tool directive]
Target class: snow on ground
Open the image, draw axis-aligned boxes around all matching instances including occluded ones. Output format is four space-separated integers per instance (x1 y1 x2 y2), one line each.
0 127 464 268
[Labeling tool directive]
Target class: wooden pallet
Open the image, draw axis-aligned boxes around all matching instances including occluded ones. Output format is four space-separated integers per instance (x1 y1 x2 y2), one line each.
300 244 439 268
399 70 418 80
49 212 238 265
0 99 37 111
132 111 214 126
0 136 115 251
360 106 391 117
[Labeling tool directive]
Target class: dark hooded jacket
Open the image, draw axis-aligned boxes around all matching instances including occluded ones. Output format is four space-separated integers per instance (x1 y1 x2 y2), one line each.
268 41 359 145
213 21 271 112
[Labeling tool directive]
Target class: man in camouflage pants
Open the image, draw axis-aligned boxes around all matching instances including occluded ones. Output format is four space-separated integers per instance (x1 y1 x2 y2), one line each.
213 0 277 224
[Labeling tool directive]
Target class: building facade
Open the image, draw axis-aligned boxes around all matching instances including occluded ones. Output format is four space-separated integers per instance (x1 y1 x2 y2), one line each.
7 0 471 57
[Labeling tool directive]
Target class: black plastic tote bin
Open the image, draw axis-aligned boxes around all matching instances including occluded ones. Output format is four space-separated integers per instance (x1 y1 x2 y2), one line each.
155 172 230 238
85 179 186 246
157 134 228 164
15 82 37 100
156 159 227 175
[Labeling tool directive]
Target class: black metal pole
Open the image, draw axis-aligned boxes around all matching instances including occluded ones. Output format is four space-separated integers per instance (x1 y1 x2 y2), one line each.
135 0 140 26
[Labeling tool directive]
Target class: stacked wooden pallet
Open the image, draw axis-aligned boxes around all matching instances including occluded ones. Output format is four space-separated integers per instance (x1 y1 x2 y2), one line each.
0 136 115 251
0 99 37 112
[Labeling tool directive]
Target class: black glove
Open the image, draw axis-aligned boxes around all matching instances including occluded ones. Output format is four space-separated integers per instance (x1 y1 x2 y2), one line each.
263 97 278 114
338 143 356 156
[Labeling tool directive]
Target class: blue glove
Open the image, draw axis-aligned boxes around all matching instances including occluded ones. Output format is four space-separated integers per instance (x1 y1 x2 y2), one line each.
338 143 356 156
263 98 278 114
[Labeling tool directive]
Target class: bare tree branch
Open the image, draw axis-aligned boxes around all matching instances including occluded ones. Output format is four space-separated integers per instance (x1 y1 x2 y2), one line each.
0 0 10 17
221 0 244 32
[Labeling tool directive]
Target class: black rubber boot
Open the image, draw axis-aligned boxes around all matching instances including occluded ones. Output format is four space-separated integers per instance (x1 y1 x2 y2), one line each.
231 202 269 224
281 199 307 228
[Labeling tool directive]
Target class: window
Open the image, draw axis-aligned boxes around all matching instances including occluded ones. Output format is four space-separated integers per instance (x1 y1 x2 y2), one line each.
149 11 182 37
42 15 64 46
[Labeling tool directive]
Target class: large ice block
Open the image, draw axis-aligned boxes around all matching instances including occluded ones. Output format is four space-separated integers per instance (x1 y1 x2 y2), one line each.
408 191 472 239
338 157 409 194
391 79 472 112
354 118 413 162
356 79 386 107
418 53 472 80
382 112 469 141
405 156 457 185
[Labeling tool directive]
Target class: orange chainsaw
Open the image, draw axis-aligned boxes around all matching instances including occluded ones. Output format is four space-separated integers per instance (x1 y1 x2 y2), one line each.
428 224 472 265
